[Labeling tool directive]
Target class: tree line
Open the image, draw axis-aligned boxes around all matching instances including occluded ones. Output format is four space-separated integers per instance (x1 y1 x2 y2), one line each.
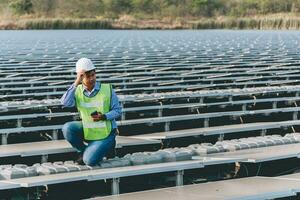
4 0 300 18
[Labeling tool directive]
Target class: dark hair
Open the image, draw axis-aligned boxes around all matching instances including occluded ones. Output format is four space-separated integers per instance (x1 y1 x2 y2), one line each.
85 69 96 75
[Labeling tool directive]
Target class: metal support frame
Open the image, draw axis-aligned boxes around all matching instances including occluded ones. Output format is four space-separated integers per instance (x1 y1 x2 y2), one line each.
199 97 203 104
17 118 22 128
204 118 209 128
252 95 257 107
293 112 298 120
242 104 247 111
121 112 125 121
2 134 8 145
52 129 58 140
230 115 238 120
165 122 170 132
272 102 277 109
24 186 39 200
158 109 162 118
162 138 172 149
158 101 163 118
239 116 244 124
261 129 267 136
218 133 224 141
175 170 184 186
111 178 120 195
41 155 48 163
120 102 124 112
27 191 30 200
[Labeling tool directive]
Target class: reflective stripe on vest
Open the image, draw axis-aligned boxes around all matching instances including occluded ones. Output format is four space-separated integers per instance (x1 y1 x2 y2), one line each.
75 83 112 140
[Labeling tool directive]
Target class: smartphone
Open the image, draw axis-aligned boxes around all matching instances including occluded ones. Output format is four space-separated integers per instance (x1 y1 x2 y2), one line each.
91 111 98 116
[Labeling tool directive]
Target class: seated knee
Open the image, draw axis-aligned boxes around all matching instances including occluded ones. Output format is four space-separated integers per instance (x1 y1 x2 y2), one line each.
62 122 72 139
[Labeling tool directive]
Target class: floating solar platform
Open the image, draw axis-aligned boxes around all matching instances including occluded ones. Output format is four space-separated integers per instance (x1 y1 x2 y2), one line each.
2 30 300 198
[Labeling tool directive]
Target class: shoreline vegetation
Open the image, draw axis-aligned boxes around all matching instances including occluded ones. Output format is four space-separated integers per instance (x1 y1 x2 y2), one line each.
1 16 300 30
1 0 300 30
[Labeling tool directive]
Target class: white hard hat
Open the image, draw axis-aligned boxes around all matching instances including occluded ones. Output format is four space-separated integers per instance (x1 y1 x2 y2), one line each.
76 58 95 73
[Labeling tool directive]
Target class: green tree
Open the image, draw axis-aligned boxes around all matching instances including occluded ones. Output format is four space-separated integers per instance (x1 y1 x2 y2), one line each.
191 0 218 17
132 0 155 14
103 0 132 16
9 0 33 14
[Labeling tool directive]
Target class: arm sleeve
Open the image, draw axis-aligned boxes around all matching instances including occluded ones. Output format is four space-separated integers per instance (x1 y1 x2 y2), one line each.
104 88 122 120
60 84 77 108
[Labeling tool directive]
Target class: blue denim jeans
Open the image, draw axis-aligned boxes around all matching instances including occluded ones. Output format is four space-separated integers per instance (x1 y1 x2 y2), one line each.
62 121 116 166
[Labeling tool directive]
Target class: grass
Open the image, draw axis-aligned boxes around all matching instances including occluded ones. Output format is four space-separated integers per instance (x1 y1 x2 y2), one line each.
21 18 113 29
1 14 300 30
192 15 300 30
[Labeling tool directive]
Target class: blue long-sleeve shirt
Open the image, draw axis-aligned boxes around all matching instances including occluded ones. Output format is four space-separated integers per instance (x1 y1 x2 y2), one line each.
60 81 122 129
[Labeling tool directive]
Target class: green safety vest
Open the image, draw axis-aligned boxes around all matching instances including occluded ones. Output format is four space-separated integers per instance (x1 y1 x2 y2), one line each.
75 83 112 140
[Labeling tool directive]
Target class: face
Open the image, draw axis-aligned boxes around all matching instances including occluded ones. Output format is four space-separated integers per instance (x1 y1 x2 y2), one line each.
82 70 96 88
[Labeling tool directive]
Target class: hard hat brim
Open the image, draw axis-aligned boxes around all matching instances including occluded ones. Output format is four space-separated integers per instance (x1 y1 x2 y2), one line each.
76 66 95 73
